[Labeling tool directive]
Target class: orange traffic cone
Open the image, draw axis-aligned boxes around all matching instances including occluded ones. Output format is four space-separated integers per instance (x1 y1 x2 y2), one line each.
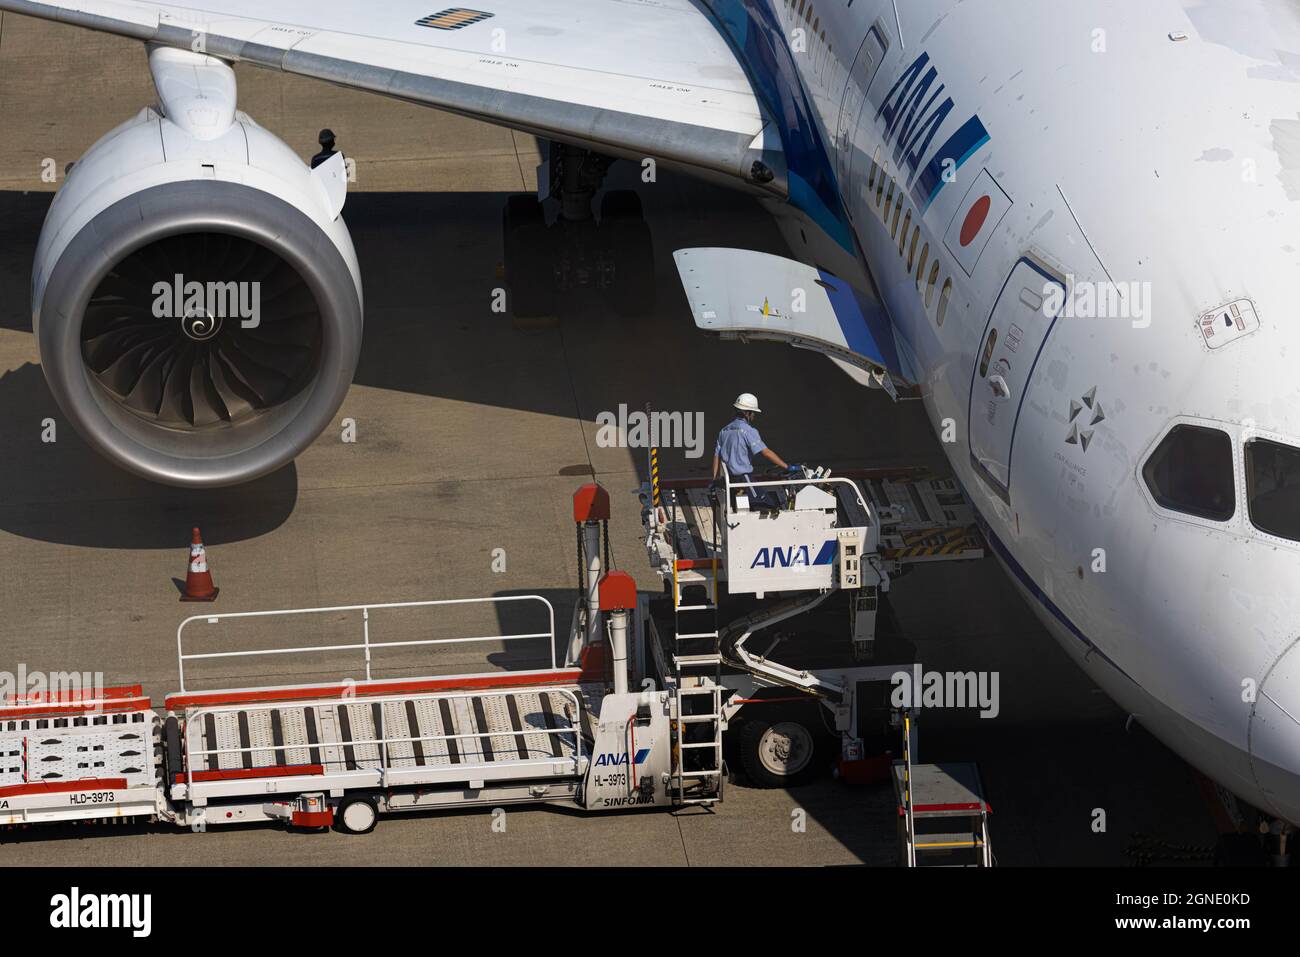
180 527 219 602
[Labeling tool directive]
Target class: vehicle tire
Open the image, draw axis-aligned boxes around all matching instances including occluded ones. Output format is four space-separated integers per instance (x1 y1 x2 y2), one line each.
737 710 830 788
336 796 378 835
600 190 655 318
503 194 556 318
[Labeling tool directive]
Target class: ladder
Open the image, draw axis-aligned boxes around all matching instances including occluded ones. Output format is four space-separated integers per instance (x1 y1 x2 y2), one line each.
668 487 724 805
894 713 993 867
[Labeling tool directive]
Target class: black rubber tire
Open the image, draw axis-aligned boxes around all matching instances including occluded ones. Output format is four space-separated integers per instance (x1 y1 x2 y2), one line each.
600 190 656 318
600 189 644 222
737 709 831 789
503 194 556 318
335 795 378 835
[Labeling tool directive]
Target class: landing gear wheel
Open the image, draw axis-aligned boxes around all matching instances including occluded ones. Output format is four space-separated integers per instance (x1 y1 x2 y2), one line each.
336 796 378 835
503 194 556 318
600 190 656 318
739 712 828 788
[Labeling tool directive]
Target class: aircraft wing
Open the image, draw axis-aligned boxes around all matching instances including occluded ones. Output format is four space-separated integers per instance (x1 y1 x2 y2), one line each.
0 0 785 192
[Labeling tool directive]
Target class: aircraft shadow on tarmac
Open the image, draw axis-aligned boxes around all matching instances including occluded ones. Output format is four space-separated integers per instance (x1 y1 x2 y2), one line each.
0 170 942 550
0 361 299 548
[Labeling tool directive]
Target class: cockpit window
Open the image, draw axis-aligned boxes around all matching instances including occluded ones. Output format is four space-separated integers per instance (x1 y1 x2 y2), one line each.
1143 425 1235 521
1246 438 1300 541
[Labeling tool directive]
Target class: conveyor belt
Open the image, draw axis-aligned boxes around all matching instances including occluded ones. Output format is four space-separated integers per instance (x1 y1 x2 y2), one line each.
186 690 579 775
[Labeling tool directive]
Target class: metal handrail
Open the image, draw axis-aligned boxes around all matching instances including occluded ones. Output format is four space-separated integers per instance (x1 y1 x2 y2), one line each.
723 469 871 515
176 595 557 692
181 686 584 792
902 711 916 867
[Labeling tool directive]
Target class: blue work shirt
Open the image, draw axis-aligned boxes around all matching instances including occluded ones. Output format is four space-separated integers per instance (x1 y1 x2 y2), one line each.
715 416 767 478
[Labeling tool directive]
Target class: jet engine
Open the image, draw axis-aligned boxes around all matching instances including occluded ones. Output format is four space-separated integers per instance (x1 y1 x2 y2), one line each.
31 48 362 487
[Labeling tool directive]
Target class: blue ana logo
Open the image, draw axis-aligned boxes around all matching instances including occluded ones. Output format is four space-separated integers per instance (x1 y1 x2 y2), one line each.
874 51 990 212
595 748 650 767
750 541 837 569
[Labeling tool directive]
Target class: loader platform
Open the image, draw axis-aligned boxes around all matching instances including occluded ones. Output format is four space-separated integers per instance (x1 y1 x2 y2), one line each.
645 467 984 580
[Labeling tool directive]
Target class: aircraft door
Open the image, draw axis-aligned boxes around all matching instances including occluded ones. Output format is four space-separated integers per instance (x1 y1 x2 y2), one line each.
967 257 1065 503
835 24 887 192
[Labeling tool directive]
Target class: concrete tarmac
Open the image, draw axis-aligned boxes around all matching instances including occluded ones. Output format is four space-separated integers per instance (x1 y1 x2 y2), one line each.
0 14 1218 865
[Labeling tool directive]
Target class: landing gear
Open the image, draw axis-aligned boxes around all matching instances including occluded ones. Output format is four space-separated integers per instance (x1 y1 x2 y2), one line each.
501 143 656 319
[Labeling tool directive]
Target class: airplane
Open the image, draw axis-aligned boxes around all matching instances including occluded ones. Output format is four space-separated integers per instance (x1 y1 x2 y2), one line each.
1 0 1298 837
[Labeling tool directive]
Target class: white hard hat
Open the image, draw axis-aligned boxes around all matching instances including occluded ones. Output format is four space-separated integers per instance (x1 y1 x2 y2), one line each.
733 392 761 413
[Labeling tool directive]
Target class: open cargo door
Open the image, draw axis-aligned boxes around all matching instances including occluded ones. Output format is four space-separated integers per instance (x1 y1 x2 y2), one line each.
672 247 914 399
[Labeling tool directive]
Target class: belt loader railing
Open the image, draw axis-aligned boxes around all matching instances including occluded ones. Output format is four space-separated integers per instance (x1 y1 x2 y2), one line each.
176 594 560 691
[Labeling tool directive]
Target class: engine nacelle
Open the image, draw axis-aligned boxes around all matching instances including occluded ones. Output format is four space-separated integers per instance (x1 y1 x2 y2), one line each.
33 50 363 487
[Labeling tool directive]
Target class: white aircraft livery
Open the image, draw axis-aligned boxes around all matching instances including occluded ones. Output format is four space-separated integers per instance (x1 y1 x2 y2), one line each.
2 0 1299 828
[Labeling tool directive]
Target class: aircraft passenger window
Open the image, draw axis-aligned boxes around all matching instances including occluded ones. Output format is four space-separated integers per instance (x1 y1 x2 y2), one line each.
883 180 895 220
925 261 940 306
868 147 881 190
978 328 997 376
908 227 920 271
1246 438 1300 541
891 201 902 239
937 277 953 327
899 210 911 254
1142 425 1235 521
876 166 887 206
916 243 929 287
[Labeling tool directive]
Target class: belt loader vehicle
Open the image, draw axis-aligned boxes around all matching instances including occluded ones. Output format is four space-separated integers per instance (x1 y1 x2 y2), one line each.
1 480 992 863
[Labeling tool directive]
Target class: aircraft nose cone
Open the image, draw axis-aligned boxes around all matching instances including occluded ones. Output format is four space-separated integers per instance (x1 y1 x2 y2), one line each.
1250 641 1300 823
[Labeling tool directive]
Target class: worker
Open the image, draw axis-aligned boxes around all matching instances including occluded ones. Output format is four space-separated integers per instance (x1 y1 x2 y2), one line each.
711 393 799 510
311 129 338 169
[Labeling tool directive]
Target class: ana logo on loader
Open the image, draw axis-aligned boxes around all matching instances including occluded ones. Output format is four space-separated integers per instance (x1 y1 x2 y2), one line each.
750 541 837 569
594 748 650 767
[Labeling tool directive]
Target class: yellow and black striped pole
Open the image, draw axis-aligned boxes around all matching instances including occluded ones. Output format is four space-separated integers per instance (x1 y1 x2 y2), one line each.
647 402 661 509
650 448 661 508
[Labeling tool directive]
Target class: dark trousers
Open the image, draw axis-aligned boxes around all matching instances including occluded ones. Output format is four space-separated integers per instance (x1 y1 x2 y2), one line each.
735 473 779 510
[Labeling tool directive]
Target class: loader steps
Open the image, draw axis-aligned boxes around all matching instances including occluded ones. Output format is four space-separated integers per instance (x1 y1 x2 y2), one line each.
894 759 993 867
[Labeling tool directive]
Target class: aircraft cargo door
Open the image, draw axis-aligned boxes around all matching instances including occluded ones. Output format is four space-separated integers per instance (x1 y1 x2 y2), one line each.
835 24 887 191
967 257 1065 503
